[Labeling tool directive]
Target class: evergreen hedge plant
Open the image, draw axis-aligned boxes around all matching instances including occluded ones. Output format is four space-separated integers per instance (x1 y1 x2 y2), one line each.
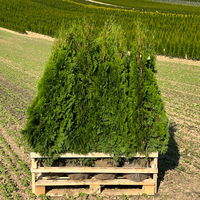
22 20 169 160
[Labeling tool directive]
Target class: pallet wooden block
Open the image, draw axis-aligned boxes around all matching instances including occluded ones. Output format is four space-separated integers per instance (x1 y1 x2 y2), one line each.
31 152 158 196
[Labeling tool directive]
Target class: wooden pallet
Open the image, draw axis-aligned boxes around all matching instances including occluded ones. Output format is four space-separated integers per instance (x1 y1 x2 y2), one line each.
31 152 158 196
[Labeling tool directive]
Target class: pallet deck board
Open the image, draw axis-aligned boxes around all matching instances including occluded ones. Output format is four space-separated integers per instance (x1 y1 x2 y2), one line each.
46 188 153 196
35 178 155 186
30 152 158 159
31 166 158 174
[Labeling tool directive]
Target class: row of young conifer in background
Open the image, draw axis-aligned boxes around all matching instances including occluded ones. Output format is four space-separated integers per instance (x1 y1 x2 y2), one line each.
79 0 200 14
22 21 169 159
0 0 199 60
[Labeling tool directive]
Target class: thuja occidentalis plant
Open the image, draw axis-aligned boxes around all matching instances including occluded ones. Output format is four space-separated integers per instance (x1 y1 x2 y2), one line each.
22 20 169 160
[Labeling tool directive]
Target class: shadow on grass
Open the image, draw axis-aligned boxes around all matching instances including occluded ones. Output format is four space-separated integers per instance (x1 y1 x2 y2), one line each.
158 122 180 188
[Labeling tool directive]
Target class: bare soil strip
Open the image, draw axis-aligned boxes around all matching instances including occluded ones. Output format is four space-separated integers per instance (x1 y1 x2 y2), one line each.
157 55 200 66
84 0 124 8
0 27 54 42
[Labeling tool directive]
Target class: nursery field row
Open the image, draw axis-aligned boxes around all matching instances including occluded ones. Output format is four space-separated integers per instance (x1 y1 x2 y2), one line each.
83 0 200 13
0 29 200 199
156 60 200 179
0 133 32 200
0 0 199 60
153 0 200 7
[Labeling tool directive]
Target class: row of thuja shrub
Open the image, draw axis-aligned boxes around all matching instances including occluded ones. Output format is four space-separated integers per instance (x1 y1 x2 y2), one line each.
22 20 169 160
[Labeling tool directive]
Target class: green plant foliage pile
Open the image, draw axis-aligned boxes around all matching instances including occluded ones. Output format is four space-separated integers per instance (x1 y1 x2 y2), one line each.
22 21 169 159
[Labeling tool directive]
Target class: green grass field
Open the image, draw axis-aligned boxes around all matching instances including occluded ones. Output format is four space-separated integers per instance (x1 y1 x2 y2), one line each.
0 29 200 200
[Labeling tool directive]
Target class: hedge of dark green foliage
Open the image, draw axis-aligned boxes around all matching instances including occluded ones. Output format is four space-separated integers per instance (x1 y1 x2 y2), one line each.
22 21 169 159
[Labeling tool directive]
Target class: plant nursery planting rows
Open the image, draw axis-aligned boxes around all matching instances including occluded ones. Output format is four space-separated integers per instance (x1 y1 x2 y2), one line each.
0 30 52 200
85 0 200 14
0 0 199 60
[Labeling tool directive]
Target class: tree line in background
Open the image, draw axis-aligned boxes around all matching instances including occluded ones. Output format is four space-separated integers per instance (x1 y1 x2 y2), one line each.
0 0 199 60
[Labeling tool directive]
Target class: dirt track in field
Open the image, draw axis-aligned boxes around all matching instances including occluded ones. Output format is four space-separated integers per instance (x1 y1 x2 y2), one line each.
84 0 124 8
0 27 54 42
157 55 200 66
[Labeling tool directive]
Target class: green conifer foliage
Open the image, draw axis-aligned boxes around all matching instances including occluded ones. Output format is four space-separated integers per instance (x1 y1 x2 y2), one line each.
22 21 169 159
131 26 169 155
